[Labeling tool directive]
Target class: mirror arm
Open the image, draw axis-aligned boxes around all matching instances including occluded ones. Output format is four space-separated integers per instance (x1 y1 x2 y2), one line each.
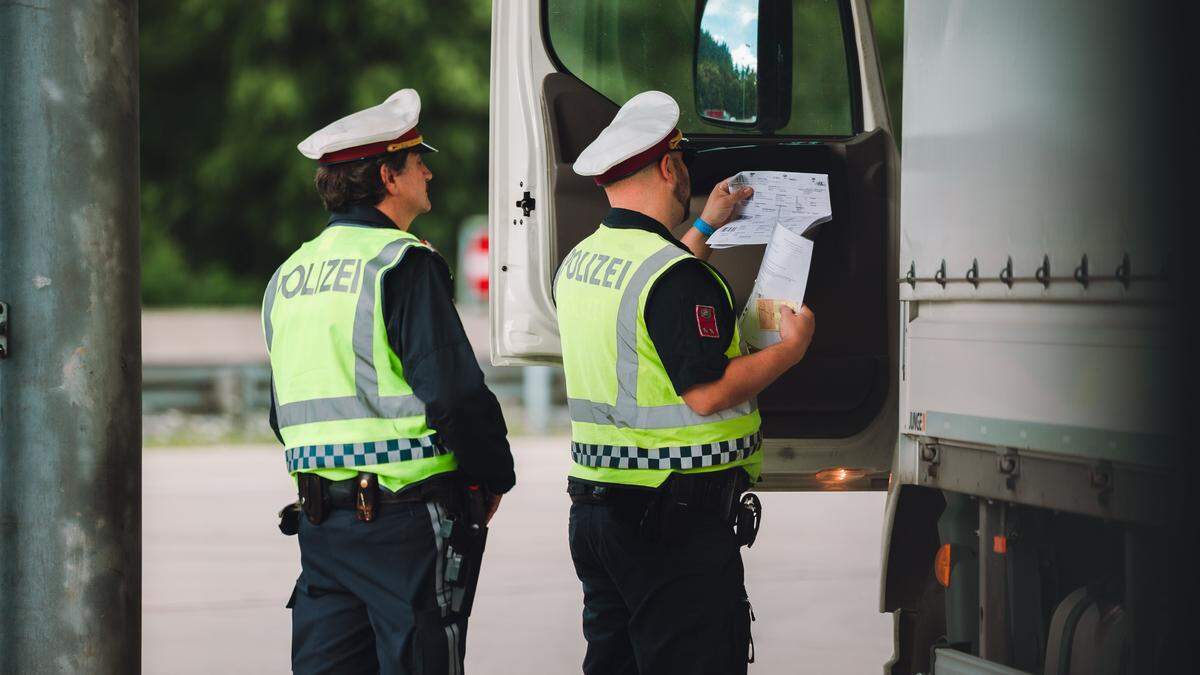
756 0 792 135
755 0 775 134
775 0 793 130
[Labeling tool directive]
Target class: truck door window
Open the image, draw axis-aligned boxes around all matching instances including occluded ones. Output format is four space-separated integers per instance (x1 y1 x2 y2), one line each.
544 0 857 136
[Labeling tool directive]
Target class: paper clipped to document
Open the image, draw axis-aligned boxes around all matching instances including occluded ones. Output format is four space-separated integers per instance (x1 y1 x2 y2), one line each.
739 223 815 350
706 171 832 249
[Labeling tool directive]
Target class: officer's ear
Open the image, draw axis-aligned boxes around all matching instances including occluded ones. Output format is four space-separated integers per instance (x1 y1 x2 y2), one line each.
380 162 402 196
658 153 675 185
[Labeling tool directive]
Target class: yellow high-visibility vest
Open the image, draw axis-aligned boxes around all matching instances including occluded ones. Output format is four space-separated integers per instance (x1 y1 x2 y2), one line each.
261 226 457 487
554 224 762 488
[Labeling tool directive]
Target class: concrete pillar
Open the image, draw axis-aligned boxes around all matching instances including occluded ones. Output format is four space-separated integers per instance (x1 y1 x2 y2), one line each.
0 0 141 671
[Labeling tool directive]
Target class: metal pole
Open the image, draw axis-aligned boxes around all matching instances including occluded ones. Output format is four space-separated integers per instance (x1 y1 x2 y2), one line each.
0 1 141 673
522 365 553 434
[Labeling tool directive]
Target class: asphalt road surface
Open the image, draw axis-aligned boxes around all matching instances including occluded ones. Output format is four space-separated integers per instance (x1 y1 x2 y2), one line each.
143 438 892 674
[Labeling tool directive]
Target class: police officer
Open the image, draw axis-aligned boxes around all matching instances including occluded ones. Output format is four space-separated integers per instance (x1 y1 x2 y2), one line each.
555 91 816 675
263 88 516 675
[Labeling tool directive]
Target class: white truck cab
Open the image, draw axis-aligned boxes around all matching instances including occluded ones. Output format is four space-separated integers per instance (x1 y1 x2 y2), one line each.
488 1 1181 673
488 0 899 492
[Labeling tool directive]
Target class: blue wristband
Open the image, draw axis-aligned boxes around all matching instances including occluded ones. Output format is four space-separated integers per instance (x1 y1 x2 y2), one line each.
692 217 715 237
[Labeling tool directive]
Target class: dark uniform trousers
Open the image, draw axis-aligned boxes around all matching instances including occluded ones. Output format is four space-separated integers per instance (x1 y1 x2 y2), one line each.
290 501 469 675
569 498 753 675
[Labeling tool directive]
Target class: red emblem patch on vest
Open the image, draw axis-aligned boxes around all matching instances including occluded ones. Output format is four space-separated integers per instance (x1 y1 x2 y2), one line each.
695 305 719 338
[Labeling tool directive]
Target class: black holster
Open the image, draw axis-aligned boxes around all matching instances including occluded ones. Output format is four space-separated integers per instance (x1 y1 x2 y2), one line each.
438 483 490 617
278 502 302 536
734 493 763 548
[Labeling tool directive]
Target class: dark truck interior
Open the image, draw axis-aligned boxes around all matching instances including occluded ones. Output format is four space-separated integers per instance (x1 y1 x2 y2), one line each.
543 73 891 439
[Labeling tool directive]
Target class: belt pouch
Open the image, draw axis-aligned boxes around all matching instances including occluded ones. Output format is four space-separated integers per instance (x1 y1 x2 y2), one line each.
298 474 328 525
355 472 379 522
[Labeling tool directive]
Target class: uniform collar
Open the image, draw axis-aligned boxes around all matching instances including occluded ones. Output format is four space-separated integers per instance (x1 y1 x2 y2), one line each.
601 208 690 254
327 204 399 230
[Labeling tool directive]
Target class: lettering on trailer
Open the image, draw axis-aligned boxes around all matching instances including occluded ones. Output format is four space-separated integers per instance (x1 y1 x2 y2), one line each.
279 258 365 299
560 249 634 291
907 411 926 433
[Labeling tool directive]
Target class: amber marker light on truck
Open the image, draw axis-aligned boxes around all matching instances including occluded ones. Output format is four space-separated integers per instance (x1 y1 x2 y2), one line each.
814 467 866 484
935 544 952 588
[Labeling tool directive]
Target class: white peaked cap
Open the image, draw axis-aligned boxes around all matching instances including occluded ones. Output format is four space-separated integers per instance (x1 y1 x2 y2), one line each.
297 88 437 164
573 91 684 183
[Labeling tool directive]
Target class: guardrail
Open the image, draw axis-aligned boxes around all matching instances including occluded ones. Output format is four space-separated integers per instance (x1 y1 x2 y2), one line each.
143 362 564 432
143 364 272 415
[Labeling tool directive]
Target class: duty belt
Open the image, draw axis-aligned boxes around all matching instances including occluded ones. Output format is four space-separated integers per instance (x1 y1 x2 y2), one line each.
567 468 761 546
291 472 457 526
568 467 747 516
278 472 491 617
324 474 445 508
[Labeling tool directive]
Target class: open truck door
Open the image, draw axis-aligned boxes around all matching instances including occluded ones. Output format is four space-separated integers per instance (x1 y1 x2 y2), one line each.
489 0 898 490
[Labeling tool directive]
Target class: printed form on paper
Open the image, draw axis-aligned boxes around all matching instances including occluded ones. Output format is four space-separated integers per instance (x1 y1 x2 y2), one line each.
706 171 832 249
739 223 815 349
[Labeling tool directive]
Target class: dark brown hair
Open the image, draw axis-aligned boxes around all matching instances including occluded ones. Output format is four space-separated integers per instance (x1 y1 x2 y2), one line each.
314 150 411 212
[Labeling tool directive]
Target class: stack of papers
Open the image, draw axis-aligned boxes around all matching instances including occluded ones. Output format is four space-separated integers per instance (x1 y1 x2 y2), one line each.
706 171 832 249
702 171 833 349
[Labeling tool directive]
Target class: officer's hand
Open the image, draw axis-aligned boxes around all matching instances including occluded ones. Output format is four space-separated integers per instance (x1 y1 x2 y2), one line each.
699 177 754 228
778 305 815 362
485 493 502 525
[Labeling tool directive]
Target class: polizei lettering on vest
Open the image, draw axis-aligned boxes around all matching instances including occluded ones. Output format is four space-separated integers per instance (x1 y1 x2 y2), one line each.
561 249 632 291
588 254 609 285
279 259 364 299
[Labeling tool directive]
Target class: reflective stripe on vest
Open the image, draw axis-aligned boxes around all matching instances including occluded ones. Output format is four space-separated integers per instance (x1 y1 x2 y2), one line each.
571 431 761 471
263 237 426 428
285 435 448 472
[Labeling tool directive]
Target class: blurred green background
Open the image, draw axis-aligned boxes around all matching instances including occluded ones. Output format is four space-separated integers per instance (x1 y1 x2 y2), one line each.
139 0 902 306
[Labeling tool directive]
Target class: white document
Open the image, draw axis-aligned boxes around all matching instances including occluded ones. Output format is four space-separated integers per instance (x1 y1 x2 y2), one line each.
739 223 815 350
706 171 832 249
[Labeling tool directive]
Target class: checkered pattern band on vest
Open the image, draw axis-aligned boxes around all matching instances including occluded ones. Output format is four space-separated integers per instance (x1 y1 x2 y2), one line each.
285 435 448 472
571 432 761 470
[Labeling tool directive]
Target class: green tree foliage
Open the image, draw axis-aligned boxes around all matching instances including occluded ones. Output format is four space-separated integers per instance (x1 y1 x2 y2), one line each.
696 30 757 121
140 0 902 306
788 0 855 135
140 0 492 305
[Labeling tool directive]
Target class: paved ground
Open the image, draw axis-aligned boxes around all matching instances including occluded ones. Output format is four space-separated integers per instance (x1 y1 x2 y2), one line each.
144 438 893 674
